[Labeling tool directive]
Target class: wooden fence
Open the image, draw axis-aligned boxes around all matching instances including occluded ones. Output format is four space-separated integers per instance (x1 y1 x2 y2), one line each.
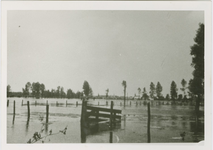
9 100 50 125
7 99 203 108
80 100 122 143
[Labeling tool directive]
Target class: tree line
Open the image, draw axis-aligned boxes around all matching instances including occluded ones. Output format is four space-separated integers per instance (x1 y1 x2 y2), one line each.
134 79 189 101
7 81 93 99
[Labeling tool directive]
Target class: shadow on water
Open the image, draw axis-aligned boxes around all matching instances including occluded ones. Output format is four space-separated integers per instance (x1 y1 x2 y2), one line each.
80 118 122 143
25 121 29 136
80 120 87 143
123 114 126 130
45 124 49 134
12 112 15 125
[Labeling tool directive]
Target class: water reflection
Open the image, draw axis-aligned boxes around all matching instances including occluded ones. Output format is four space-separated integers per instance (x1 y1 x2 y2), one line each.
45 124 49 134
80 117 122 143
12 113 15 125
189 113 204 142
80 122 87 143
123 114 126 134
25 121 29 136
124 115 126 126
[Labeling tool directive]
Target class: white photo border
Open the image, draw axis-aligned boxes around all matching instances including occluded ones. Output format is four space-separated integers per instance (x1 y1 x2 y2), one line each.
1 1 212 150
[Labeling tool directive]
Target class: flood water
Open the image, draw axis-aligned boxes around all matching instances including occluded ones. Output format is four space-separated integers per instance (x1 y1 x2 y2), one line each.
7 97 204 143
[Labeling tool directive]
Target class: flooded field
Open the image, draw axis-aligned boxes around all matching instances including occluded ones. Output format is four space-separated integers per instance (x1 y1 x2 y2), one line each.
7 98 204 143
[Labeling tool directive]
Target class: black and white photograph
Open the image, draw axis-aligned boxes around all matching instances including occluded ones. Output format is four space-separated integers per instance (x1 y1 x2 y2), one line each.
1 1 212 147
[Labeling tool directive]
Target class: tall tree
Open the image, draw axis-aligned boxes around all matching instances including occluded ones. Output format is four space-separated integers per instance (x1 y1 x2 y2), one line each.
89 87 93 97
51 89 56 98
156 82 163 99
180 79 187 96
57 86 61 98
67 89 73 99
138 87 141 99
149 82 155 100
40 83 45 98
31 82 40 98
178 94 183 100
30 82 41 98
142 87 149 100
83 81 90 98
60 87 65 98
31 83 36 98
106 89 109 98
35 82 41 98
188 23 204 114
22 82 31 98
170 81 178 100
122 80 127 107
76 91 83 99
43 90 51 98
165 94 170 100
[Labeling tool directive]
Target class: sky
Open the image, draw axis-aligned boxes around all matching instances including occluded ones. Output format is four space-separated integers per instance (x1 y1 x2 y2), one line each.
7 11 204 96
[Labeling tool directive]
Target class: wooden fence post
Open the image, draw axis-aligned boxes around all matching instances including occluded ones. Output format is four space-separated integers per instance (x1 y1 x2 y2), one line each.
80 100 87 143
35 101 37 106
76 101 78 107
66 101 67 107
147 102 151 143
56 101 58 107
46 104 49 123
12 100 15 123
110 101 113 143
80 100 87 123
22 100 23 106
130 101 131 106
27 101 30 122
7 100 9 107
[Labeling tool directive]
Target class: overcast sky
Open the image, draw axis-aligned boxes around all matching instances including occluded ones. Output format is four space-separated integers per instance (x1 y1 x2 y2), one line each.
7 11 204 96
